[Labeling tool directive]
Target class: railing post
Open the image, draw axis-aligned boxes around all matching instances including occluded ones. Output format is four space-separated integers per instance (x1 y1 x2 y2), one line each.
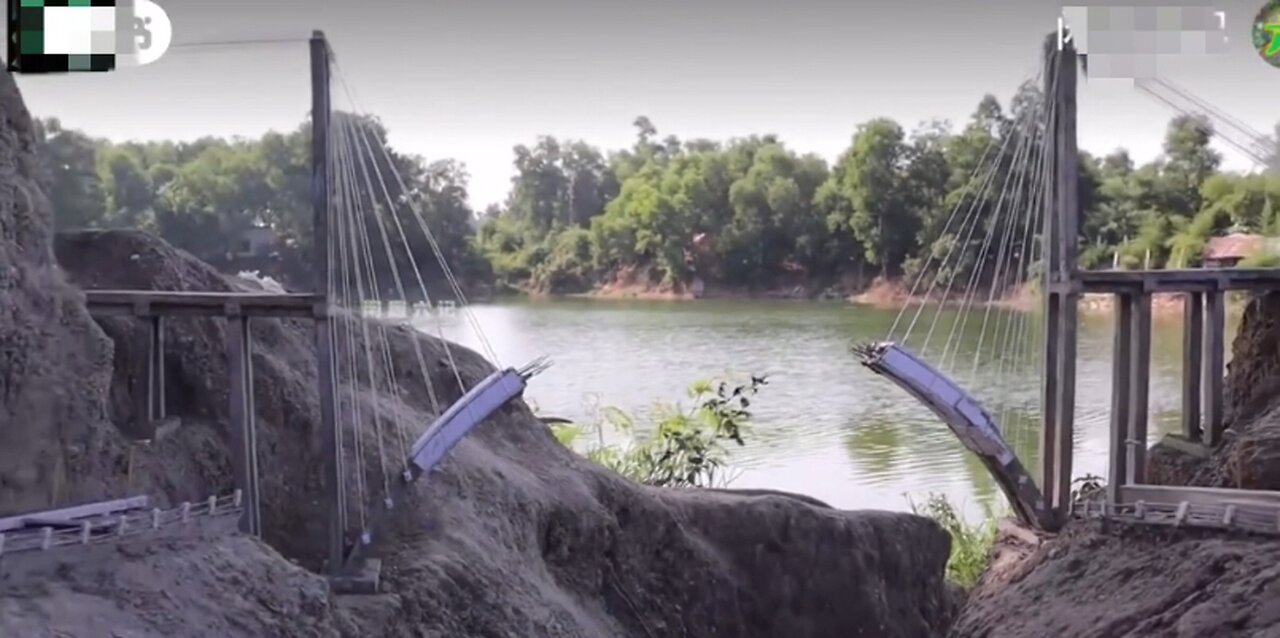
1109 293 1133 504
149 315 166 421
226 311 261 536
1182 292 1204 442
1202 288 1226 446
1127 291 1152 483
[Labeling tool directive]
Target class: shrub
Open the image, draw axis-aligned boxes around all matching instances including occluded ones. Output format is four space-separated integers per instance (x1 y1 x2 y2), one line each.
908 492 999 589
551 374 767 488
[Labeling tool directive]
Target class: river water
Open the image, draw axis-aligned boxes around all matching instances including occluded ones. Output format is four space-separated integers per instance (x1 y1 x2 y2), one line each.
421 298 1239 519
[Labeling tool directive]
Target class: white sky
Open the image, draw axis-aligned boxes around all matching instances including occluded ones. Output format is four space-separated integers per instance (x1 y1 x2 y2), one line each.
14 0 1279 209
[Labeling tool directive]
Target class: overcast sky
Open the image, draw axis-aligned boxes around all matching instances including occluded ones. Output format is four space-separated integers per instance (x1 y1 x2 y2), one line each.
15 0 1280 209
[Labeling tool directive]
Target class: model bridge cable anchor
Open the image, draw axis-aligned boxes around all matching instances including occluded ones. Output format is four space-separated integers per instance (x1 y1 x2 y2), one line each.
854 341 1053 530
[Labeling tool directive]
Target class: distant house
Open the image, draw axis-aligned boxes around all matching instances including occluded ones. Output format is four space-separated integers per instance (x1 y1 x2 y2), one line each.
685 232 716 267
1202 233 1280 268
231 226 277 259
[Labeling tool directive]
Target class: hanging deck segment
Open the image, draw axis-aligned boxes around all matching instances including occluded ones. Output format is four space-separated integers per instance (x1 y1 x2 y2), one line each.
855 342 1052 530
406 359 548 477
340 357 550 574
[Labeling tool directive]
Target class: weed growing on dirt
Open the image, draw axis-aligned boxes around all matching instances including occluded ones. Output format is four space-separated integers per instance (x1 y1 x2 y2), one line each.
908 493 1000 589
550 375 767 488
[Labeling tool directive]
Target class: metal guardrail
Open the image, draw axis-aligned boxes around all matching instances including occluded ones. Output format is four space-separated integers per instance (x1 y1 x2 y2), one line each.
0 491 243 557
1079 496 1280 536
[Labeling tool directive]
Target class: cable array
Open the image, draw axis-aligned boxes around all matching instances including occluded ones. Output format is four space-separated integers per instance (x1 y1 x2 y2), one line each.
322 42 505 538
1135 77 1276 169
883 58 1059 459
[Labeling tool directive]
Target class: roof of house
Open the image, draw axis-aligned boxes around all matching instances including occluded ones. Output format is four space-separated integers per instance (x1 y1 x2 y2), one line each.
1204 233 1263 261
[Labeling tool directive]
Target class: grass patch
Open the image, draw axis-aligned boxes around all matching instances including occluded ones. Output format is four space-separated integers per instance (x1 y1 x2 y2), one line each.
909 493 1000 589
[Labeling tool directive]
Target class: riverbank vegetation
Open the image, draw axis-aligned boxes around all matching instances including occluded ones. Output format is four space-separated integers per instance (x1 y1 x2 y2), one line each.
549 375 766 488
34 115 490 294
36 99 1280 299
909 494 1001 588
548 373 1001 587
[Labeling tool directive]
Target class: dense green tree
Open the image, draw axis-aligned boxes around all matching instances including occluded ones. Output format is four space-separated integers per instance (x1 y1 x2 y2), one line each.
32 114 487 294
34 118 104 230
35 94 1280 300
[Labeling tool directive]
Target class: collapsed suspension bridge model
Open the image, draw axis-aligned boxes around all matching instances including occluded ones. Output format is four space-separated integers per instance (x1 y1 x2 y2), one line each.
853 43 1063 529
856 32 1280 535
7 28 1280 592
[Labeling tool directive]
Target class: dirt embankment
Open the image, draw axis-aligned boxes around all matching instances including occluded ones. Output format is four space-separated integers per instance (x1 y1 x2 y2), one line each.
1076 292 1217 322
586 270 1025 306
582 266 862 301
952 522 1280 637
950 290 1280 637
0 63 956 638
0 62 121 518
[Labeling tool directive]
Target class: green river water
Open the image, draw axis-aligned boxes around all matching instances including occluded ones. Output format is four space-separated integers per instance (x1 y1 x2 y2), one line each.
423 298 1239 519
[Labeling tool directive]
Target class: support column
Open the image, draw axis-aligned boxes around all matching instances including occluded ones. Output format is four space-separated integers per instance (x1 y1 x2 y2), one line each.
311 30 346 576
1108 293 1133 504
1127 291 1152 484
148 315 166 421
1203 288 1226 446
1039 34 1079 524
1181 292 1204 442
226 314 261 536
1041 295 1062 505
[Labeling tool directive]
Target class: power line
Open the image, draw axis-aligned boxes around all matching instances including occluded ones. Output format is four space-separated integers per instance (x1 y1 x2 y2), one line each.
168 37 308 52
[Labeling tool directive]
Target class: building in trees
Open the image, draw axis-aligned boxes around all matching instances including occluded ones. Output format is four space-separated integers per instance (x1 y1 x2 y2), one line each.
1202 233 1280 268
231 226 277 259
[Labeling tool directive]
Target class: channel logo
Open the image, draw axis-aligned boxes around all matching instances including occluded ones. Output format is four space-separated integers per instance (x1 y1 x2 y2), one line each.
8 0 172 74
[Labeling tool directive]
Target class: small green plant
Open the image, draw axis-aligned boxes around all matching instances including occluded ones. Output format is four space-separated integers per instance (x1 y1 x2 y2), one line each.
552 374 767 488
908 492 999 589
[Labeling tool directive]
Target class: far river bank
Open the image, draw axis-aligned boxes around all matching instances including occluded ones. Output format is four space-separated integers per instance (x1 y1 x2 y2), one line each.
515 276 1243 321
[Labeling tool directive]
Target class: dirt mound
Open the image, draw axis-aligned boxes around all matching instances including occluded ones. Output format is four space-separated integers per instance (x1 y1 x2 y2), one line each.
0 520 358 637
953 290 1280 637
951 521 1280 638
0 68 120 517
0 68 954 636
40 228 957 637
1145 292 1280 491
53 229 354 564
1188 292 1280 491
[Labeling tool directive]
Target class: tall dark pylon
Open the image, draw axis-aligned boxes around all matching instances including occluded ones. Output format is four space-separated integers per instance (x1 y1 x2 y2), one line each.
1039 30 1080 528
310 30 345 576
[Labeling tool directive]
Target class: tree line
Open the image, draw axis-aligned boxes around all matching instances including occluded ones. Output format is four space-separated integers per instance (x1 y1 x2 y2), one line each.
35 114 487 296
35 89 1280 299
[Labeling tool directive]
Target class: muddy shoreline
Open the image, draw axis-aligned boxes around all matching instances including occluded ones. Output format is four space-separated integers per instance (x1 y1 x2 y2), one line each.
518 279 1230 322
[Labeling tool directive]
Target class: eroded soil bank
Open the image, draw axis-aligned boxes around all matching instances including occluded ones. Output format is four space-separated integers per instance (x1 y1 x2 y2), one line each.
0 66 956 637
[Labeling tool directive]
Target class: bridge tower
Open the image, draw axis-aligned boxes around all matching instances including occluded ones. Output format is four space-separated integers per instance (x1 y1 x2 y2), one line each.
1039 32 1081 528
309 30 345 579
1038 28 1280 531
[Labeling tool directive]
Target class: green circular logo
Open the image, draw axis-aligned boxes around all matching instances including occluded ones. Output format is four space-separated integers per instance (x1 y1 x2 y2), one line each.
1255 0 1280 67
